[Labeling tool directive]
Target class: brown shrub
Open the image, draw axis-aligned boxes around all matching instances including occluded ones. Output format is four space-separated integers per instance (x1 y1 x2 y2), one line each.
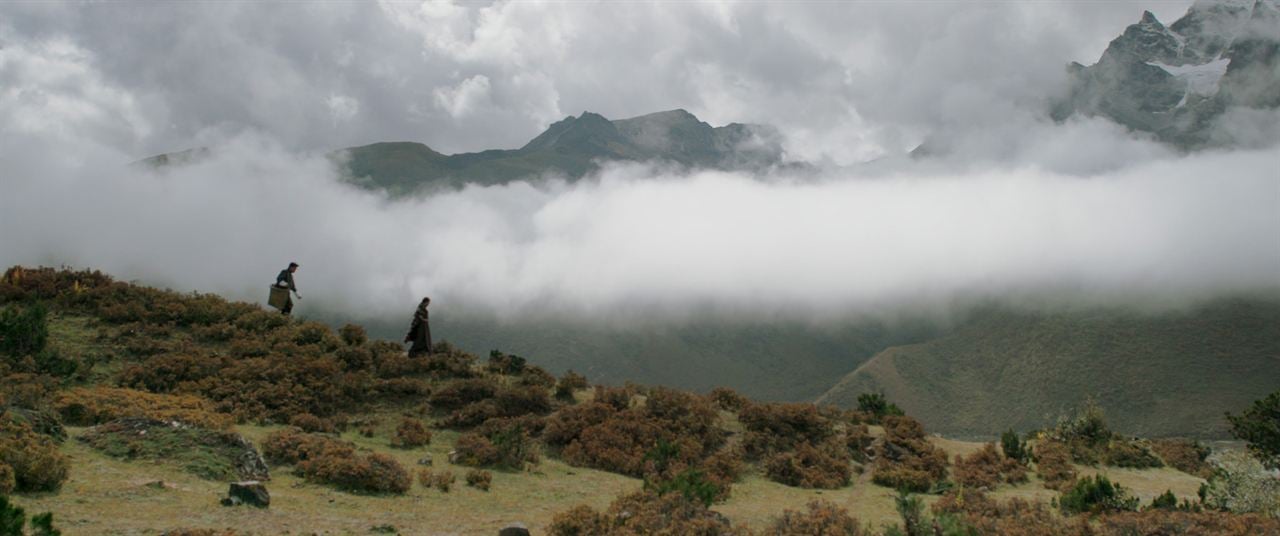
548 505 610 536
454 419 539 469
261 428 355 466
0 373 59 408
707 387 749 412
419 468 455 492
390 417 431 449
768 500 867 535
464 468 492 491
0 460 14 495
1034 440 1077 491
298 451 411 494
954 443 1029 489
0 410 70 492
765 440 851 489
338 324 367 346
1094 510 1280 535
1150 439 1213 479
739 402 833 459
932 489 1073 535
548 490 747 536
555 370 589 400
543 402 613 446
428 378 499 412
846 423 874 463
288 413 335 434
54 386 233 429
870 415 949 492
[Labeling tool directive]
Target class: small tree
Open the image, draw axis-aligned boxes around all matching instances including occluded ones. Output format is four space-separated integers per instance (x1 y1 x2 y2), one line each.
857 392 903 420
1227 391 1280 470
1000 429 1027 462
1059 475 1138 515
0 304 48 357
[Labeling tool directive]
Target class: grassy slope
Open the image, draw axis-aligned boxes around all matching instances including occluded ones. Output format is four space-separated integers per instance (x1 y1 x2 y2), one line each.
817 298 1280 438
10 422 1205 535
11 314 1213 534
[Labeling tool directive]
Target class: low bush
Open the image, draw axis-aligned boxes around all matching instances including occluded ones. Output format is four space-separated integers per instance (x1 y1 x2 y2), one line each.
390 418 431 449
300 451 411 494
767 500 867 535
1150 438 1213 479
1149 490 1178 510
53 386 233 429
555 370 589 400
419 468 455 492
547 490 746 536
288 413 335 434
428 378 499 412
453 418 539 469
1059 475 1139 515
707 387 749 412
846 423 874 463
465 468 491 491
266 429 411 494
0 461 14 495
1001 429 1028 462
953 443 1027 489
1104 439 1163 469
338 324 367 347
486 350 526 375
856 392 904 422
0 304 49 358
765 440 851 489
870 415 949 493
0 495 61 536
739 402 833 459
1034 440 1077 491
0 410 70 492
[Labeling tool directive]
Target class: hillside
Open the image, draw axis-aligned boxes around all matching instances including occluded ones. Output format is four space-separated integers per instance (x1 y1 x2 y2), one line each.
817 298 1280 438
349 314 945 403
2 267 1277 534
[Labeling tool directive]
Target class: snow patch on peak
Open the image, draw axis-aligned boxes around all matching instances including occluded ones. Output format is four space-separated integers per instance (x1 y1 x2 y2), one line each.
1148 57 1233 104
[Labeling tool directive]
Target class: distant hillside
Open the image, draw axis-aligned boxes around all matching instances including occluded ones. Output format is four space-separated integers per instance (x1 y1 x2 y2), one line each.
334 109 789 196
817 297 1280 438
1052 0 1280 148
347 314 945 403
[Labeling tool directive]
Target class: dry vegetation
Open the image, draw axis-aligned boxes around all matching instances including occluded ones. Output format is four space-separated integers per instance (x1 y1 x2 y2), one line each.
2 266 1278 534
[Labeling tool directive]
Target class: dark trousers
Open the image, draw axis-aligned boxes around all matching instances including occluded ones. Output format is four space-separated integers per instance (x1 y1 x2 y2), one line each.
281 297 293 315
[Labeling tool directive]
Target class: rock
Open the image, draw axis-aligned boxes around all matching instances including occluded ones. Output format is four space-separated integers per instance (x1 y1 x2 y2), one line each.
498 523 530 536
417 455 433 466
447 450 459 464
226 480 270 508
79 418 270 481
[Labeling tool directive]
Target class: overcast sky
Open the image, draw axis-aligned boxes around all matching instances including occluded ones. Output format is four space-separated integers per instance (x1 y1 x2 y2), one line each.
2 0 1277 322
1 0 1198 161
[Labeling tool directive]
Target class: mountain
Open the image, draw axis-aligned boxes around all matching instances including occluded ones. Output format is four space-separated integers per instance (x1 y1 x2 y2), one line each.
335 109 788 196
816 297 1280 438
1052 0 1280 147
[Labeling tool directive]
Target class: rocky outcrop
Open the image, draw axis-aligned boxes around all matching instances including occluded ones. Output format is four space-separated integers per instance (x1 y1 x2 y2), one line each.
222 480 270 508
1054 0 1279 148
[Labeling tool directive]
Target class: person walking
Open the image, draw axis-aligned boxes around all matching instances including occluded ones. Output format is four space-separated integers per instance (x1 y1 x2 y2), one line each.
404 297 432 356
275 262 301 315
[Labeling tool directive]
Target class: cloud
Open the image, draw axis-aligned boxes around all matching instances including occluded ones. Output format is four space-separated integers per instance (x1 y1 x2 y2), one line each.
1 0 1276 328
0 0 1208 160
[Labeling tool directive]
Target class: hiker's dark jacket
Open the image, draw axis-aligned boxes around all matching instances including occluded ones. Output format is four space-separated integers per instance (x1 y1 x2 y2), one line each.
276 269 297 292
405 303 432 356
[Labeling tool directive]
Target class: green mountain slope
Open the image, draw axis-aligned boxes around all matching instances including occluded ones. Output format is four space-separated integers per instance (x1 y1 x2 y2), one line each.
349 314 945 402
816 297 1280 438
332 109 787 196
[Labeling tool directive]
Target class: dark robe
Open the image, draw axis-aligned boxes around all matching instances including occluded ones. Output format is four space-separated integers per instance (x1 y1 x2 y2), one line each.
405 303 432 356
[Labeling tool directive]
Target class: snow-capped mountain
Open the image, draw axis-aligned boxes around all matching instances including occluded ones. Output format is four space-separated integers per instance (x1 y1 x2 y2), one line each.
1053 0 1279 147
